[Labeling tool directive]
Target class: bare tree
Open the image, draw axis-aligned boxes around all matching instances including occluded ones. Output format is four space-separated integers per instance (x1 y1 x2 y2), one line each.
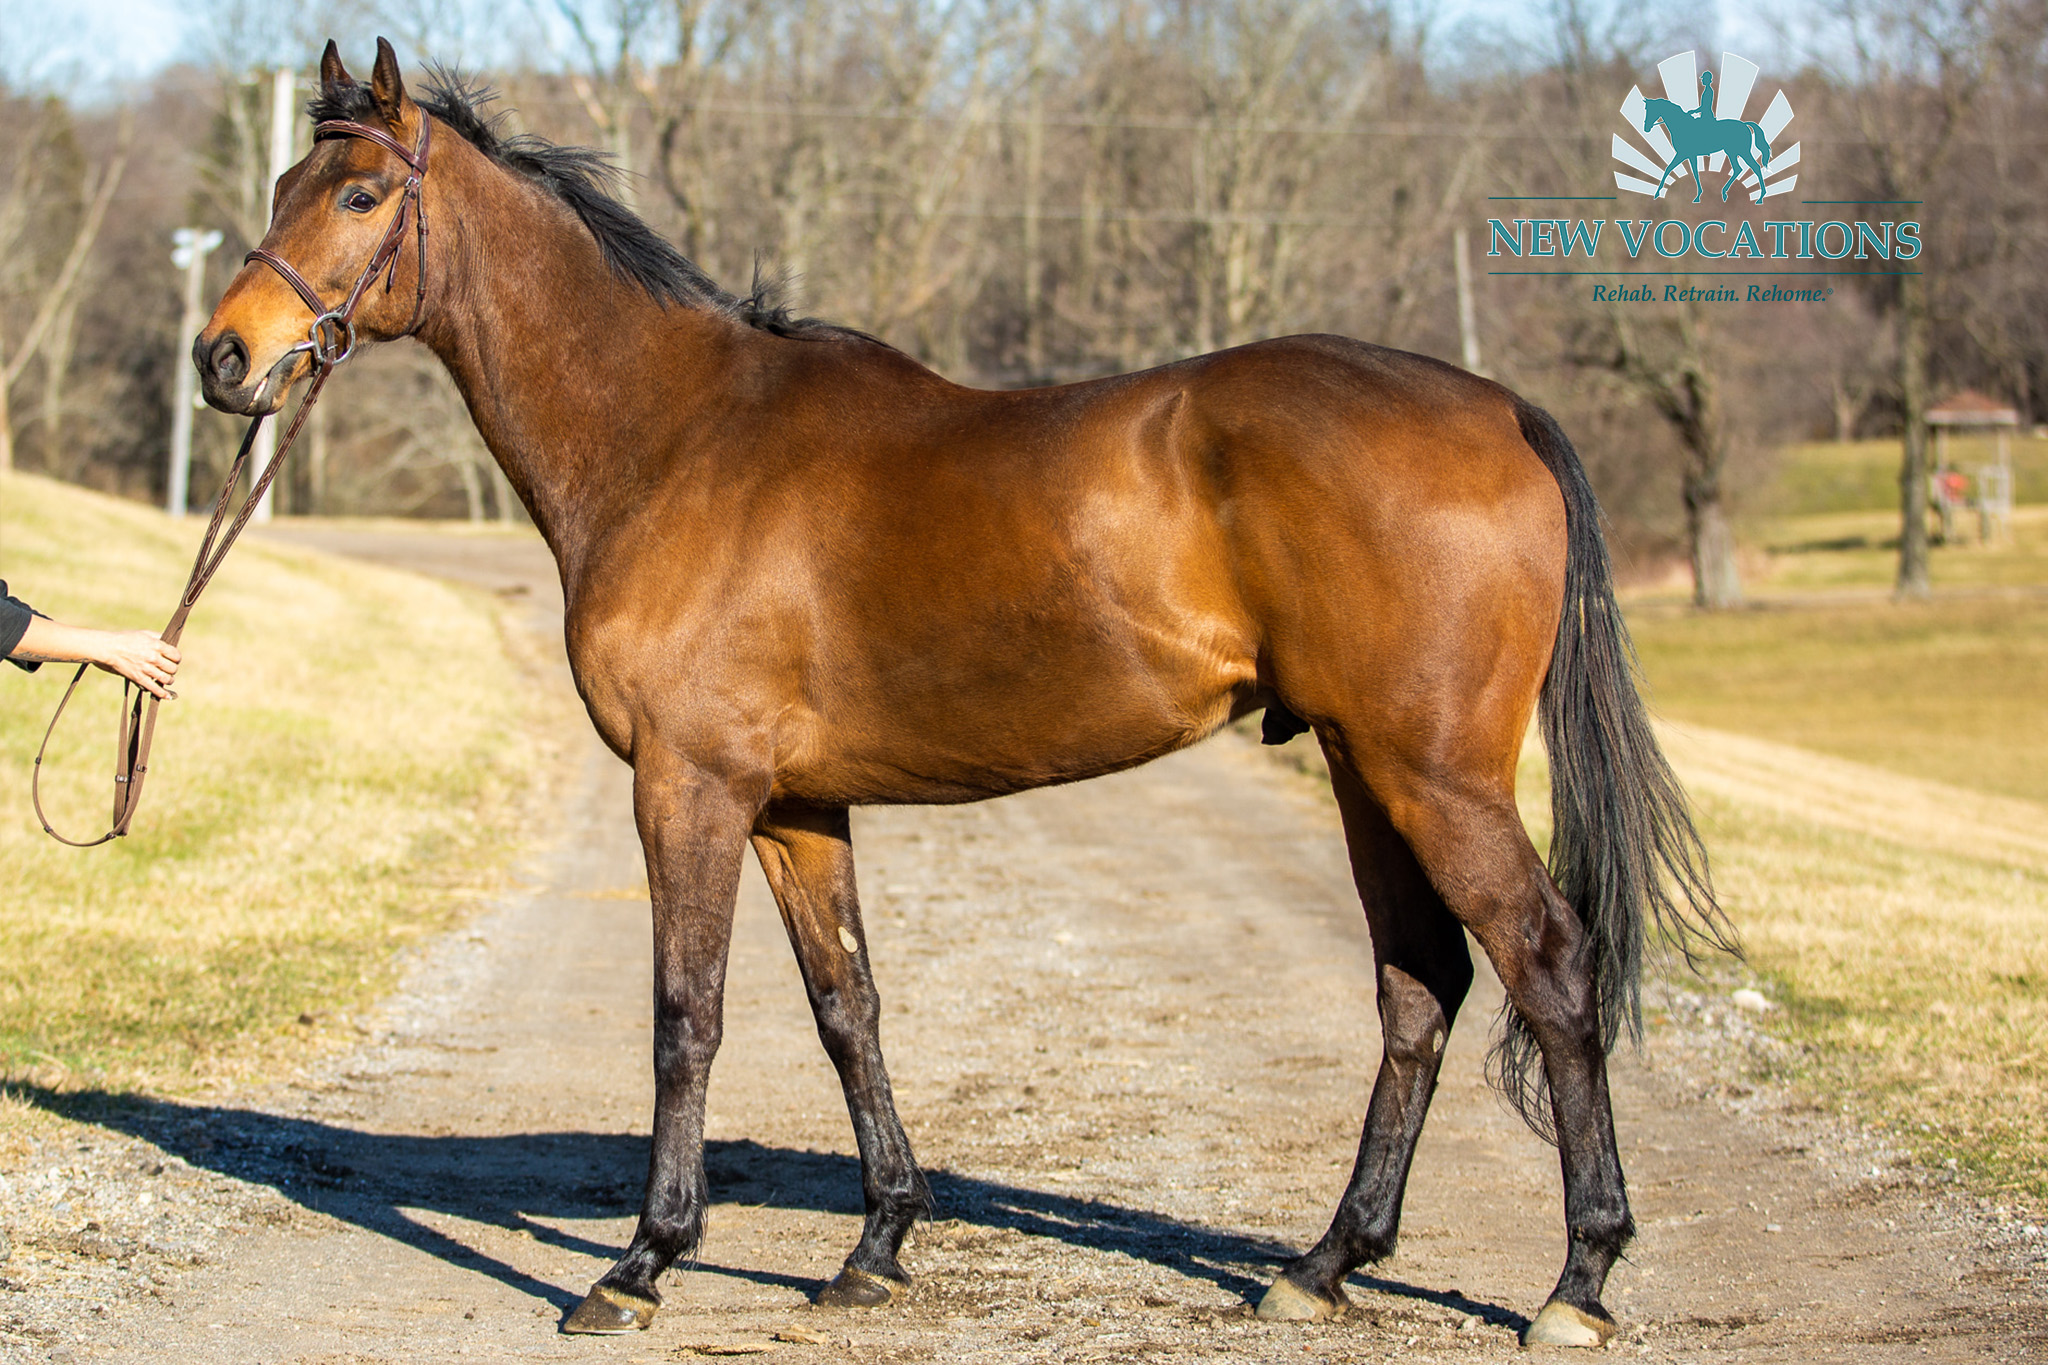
0 104 129 472
1816 0 1999 598
1606 299 1742 607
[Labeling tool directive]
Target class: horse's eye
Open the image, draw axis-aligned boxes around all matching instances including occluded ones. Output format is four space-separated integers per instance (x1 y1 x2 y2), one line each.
344 190 378 214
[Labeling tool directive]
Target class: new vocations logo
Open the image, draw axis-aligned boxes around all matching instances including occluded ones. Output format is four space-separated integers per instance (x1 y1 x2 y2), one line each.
1485 49 1920 302
1613 50 1797 204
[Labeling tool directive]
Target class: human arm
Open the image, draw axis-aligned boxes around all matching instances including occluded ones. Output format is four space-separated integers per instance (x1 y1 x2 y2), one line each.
8 615 181 699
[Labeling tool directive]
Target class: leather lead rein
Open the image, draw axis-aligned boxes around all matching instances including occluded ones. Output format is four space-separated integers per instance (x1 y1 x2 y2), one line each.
32 116 431 848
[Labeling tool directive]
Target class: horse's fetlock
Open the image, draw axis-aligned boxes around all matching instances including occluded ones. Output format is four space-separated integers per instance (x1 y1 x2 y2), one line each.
1570 1207 1634 1257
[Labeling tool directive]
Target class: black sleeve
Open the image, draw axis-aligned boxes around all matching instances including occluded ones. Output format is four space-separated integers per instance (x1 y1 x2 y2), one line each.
0 579 45 673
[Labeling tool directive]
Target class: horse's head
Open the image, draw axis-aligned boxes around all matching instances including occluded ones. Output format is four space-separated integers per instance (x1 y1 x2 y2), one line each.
196 38 433 416
1640 97 1674 135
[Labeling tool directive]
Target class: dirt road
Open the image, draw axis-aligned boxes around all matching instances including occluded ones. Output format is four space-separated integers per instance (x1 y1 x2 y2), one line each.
6 528 2042 1363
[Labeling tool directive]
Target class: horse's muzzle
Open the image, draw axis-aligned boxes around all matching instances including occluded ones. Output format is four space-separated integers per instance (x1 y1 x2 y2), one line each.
194 328 301 416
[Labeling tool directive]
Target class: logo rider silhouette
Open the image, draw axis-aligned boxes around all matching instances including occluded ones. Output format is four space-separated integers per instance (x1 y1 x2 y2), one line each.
1693 70 1715 121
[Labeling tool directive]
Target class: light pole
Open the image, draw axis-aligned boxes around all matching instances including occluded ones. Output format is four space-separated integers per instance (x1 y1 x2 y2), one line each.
167 227 224 517
252 66 297 522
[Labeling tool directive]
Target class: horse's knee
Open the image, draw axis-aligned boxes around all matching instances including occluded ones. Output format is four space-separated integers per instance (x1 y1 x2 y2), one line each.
811 972 881 1042
652 1009 722 1078
1377 963 1461 1066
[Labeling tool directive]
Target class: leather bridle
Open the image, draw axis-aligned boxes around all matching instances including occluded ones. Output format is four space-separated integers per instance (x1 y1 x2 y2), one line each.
248 115 433 369
34 115 433 847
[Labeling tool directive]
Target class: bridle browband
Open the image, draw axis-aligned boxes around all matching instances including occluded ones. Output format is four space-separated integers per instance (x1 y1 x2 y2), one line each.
33 114 434 848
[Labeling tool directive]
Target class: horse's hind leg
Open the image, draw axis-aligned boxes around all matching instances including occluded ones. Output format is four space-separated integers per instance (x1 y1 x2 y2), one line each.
1258 752 1473 1321
752 801 929 1307
1365 762 1630 1347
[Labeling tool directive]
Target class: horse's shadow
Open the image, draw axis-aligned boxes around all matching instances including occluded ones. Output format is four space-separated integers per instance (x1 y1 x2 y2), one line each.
9 1085 1520 1328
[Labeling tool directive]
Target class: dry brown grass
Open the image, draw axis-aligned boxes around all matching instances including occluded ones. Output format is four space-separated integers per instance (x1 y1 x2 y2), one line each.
1652 725 2048 1201
0 472 541 1091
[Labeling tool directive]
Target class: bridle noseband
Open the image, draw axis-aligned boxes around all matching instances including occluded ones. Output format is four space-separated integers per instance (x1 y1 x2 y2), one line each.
32 114 434 848
247 116 433 371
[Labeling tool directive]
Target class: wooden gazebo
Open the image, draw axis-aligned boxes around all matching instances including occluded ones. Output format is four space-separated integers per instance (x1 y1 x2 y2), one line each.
1927 390 2019 544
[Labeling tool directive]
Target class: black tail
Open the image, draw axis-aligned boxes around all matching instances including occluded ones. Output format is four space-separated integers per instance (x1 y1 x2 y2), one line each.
1491 400 1737 1140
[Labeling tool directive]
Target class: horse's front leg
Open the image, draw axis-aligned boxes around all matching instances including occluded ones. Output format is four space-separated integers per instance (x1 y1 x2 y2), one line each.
1652 155 1681 200
752 801 930 1307
564 752 763 1334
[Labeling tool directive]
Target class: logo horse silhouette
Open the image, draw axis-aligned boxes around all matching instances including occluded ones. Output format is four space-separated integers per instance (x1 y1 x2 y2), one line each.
1641 96 1773 202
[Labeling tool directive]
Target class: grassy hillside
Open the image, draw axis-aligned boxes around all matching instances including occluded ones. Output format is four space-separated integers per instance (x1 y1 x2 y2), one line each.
1628 591 2048 806
0 473 538 1087
1768 433 2048 516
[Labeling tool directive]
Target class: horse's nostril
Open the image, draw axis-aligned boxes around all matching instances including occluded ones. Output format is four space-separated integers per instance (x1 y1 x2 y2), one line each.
208 333 249 386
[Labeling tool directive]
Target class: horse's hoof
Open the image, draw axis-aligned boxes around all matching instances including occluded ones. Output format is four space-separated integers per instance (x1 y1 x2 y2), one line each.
1255 1274 1349 1322
561 1284 658 1334
1521 1299 1617 1348
815 1265 905 1308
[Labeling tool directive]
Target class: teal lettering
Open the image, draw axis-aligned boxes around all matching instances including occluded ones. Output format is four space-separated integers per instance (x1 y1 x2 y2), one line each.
1653 220 1691 258
1855 221 1892 259
1531 220 1559 256
1815 221 1853 259
1695 221 1729 259
1797 221 1816 259
1488 219 1526 257
1560 219 1605 257
1761 221 1796 257
1617 219 1655 256
1730 221 1763 259
1895 221 1922 261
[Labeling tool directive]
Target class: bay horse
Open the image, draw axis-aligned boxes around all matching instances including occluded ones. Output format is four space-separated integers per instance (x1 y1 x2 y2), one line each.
1640 96 1773 203
196 39 1727 1349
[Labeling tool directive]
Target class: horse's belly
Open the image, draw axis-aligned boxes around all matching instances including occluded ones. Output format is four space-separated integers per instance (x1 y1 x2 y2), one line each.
774 629 1259 806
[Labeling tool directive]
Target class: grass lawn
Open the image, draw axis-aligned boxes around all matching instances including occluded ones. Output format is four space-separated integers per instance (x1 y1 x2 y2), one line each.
1768 433 2048 516
1628 591 2048 806
1651 725 2048 1202
1749 504 2048 597
0 472 539 1089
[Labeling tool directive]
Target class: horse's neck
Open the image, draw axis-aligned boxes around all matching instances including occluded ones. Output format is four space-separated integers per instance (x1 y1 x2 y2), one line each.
418 170 739 566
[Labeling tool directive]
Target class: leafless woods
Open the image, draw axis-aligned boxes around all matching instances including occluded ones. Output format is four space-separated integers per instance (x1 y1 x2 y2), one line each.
3 0 2043 597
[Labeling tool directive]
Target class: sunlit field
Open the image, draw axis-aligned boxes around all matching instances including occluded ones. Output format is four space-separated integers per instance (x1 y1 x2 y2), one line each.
1767 433 2048 517
1630 591 2048 806
0 473 539 1089
1613 446 2048 1203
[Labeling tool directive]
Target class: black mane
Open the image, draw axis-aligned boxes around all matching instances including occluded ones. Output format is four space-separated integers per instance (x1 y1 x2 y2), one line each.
309 69 863 341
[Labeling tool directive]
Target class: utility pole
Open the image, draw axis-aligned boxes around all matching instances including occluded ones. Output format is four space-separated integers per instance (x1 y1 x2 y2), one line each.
252 66 297 522
166 228 224 517
1453 227 1484 377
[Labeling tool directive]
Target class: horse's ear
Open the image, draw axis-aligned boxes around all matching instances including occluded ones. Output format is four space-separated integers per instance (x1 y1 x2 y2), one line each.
369 37 419 137
319 40 354 93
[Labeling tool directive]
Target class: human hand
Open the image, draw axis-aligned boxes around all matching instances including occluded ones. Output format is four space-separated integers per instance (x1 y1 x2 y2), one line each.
92 630 181 699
